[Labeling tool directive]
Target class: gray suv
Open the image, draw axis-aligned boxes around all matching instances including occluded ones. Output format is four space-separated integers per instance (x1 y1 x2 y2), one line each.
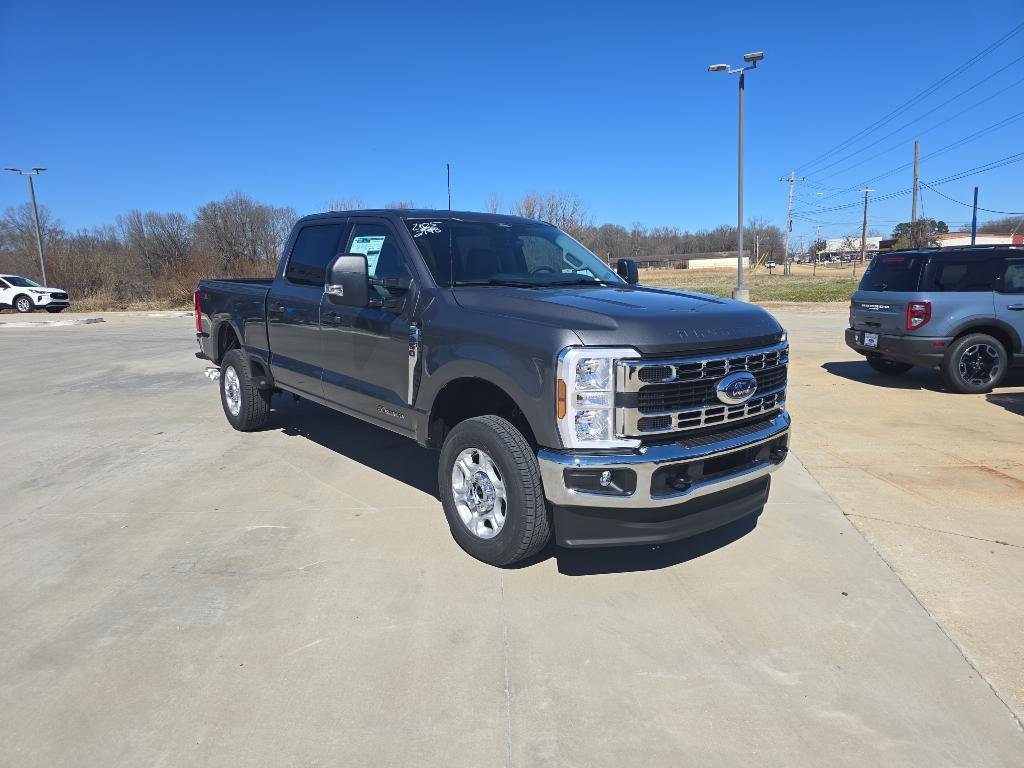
846 246 1024 393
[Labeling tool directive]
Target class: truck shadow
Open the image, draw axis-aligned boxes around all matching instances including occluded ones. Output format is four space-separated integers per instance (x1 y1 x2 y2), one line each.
824 360 1024 395
270 397 763 574
986 392 1024 417
821 360 945 391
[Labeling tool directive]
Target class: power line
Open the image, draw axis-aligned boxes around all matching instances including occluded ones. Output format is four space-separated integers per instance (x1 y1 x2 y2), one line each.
808 109 1024 205
807 66 1024 183
793 152 1024 214
793 21 1024 174
919 181 1024 215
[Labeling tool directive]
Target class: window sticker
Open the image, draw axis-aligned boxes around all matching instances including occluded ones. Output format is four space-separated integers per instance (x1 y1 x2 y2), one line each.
412 221 442 238
350 235 387 273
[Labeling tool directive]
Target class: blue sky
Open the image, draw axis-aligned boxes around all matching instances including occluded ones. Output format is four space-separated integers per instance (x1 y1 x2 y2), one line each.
2 0 1022 243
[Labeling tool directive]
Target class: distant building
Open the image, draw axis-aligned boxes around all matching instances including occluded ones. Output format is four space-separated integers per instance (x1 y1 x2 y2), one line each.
632 251 751 270
823 236 882 257
935 232 1024 248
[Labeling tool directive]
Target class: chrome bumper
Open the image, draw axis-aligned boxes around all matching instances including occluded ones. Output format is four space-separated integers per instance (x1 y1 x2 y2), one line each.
537 411 790 509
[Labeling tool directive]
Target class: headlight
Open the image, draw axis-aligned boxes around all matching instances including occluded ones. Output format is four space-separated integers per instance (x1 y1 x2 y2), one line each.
556 347 640 450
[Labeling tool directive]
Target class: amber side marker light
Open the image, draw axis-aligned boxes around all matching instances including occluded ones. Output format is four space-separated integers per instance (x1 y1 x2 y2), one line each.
556 379 567 419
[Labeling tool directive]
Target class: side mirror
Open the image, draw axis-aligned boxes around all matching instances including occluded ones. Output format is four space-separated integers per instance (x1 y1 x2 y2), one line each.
616 258 639 285
325 254 369 307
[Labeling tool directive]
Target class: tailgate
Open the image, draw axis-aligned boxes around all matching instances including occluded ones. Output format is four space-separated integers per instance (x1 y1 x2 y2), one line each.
850 292 908 334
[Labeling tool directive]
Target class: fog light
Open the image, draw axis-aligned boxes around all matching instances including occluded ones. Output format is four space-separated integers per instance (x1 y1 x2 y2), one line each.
599 470 612 487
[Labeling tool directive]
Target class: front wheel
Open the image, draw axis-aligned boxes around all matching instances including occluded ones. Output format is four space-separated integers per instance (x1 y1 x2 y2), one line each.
866 354 912 375
438 415 551 566
219 349 271 431
14 295 33 313
940 333 1008 394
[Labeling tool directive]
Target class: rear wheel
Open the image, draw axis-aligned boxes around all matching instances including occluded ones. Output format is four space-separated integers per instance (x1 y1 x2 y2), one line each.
941 333 1007 394
14 295 33 313
866 354 912 375
438 415 550 566
219 349 271 431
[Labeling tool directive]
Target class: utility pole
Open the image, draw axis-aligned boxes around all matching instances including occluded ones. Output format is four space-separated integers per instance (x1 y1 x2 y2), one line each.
911 139 919 247
813 225 821 276
971 186 979 245
858 188 874 279
780 171 804 275
3 167 48 285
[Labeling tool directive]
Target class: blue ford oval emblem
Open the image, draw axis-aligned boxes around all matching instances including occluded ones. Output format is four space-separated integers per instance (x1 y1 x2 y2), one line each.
716 372 758 405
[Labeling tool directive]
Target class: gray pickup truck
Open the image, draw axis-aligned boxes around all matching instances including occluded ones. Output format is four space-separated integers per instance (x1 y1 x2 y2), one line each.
846 246 1024 393
195 210 791 565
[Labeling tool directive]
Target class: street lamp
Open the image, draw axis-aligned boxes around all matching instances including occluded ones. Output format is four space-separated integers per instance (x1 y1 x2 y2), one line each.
3 166 49 286
708 51 764 302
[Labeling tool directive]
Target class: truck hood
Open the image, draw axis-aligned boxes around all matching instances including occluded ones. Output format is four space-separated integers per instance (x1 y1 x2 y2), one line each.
452 285 784 355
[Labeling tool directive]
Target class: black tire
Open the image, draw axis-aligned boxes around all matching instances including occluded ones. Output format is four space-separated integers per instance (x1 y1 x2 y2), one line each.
219 349 271 431
940 333 1008 394
866 354 913 375
46 307 65 314
438 415 551 566
13 295 33 313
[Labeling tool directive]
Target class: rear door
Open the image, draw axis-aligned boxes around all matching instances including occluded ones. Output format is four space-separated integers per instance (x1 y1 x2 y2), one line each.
850 254 926 334
994 256 1024 354
267 222 345 397
319 219 418 426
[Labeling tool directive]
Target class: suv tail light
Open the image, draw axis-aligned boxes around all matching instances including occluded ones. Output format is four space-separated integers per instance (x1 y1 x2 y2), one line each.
906 301 931 330
194 290 204 333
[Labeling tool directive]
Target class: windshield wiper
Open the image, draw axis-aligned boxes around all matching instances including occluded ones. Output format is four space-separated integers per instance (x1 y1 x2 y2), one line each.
545 277 621 287
451 279 546 288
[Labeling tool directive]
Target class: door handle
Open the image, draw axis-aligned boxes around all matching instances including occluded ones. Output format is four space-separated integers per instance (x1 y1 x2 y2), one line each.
1007 304 1024 311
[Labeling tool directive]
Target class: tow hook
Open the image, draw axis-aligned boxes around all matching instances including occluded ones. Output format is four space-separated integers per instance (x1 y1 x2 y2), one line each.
770 445 789 463
204 366 221 381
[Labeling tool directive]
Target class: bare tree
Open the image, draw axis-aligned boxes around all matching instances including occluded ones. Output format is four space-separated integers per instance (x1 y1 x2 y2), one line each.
384 200 415 209
193 193 296 269
0 203 62 281
511 192 590 239
485 193 502 214
325 196 365 211
117 209 193 276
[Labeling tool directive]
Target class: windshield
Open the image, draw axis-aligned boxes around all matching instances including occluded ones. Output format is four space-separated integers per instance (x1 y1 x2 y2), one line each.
858 255 924 292
404 218 623 287
4 276 40 288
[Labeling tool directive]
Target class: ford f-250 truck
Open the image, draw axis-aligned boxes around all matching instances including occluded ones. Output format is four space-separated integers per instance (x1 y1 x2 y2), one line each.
195 210 791 565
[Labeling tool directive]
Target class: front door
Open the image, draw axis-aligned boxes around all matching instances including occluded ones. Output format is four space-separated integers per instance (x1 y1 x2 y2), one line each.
267 222 345 397
994 256 1024 349
320 220 417 429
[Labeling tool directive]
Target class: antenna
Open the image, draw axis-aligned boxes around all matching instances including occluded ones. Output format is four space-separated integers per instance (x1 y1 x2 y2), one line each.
446 163 451 211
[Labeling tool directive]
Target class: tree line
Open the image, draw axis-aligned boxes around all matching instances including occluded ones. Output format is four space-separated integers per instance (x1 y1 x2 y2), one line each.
0 191 790 309
5 190 1015 309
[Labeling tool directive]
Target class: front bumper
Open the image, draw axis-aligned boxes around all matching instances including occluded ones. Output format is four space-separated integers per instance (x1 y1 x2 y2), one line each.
537 412 790 546
845 328 950 367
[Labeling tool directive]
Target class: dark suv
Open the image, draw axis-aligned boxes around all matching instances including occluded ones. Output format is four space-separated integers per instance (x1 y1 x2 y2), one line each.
846 246 1024 393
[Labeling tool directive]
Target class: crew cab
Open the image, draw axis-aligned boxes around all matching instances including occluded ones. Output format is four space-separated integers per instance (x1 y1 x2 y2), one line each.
195 210 791 565
0 274 70 313
846 246 1024 393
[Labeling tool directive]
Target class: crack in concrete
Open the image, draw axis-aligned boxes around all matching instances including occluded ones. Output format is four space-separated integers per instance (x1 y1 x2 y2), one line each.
499 572 513 768
846 512 1021 549
794 449 1024 732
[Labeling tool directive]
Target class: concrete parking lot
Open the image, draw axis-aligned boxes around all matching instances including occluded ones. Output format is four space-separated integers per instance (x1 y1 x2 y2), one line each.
1 309 1021 767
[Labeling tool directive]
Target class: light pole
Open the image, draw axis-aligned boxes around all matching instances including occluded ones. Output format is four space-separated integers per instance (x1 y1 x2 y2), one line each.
709 51 764 302
4 166 48 285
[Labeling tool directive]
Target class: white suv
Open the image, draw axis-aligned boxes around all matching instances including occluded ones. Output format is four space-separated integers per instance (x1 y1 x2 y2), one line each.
0 274 71 313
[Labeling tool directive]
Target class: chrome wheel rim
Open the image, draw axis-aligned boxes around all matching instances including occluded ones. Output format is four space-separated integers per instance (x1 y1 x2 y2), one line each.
16 298 30 312
958 343 1000 386
223 366 242 416
451 447 507 539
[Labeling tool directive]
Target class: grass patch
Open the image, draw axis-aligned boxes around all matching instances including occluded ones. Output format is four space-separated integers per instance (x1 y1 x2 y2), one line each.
641 265 860 303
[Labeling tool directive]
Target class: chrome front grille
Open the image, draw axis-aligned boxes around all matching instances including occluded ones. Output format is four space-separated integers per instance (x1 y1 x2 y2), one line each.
616 342 789 437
